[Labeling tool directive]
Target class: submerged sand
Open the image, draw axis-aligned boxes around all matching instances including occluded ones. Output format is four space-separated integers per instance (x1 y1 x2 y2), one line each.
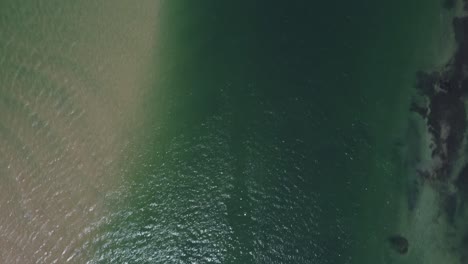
0 1 160 263
389 1 468 263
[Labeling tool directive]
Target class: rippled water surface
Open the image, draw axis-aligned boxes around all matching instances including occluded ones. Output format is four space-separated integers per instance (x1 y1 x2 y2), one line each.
0 0 460 263
0 1 160 262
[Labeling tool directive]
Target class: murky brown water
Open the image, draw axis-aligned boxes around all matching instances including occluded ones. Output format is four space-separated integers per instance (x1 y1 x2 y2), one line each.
0 1 160 262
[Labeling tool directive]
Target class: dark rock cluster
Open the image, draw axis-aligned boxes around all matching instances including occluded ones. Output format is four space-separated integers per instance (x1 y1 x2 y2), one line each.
408 13 468 261
388 235 409 255
412 15 468 193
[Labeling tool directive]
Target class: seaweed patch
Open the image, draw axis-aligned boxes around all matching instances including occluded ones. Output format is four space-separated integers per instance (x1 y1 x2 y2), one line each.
405 10 468 263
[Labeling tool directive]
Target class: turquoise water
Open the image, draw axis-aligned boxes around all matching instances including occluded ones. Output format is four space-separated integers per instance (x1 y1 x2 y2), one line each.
0 0 460 263
91 0 454 263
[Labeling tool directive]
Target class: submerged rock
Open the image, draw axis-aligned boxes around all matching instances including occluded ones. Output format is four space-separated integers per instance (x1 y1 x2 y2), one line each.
388 235 409 255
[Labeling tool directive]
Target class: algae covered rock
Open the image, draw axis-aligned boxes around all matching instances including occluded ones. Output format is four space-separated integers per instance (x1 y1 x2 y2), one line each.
388 235 409 255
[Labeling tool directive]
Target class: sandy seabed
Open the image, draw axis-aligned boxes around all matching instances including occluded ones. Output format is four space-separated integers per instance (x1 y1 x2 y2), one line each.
390 2 468 263
0 1 161 263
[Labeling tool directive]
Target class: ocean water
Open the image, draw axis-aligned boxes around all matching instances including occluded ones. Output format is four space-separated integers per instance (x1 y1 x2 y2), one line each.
0 0 463 263
91 0 456 263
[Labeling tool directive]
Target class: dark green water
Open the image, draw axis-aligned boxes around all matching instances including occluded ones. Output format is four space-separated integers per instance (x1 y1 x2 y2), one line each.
90 0 451 263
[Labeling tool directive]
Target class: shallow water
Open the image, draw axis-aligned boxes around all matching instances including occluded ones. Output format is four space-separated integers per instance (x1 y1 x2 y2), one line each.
0 1 160 262
0 0 465 263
